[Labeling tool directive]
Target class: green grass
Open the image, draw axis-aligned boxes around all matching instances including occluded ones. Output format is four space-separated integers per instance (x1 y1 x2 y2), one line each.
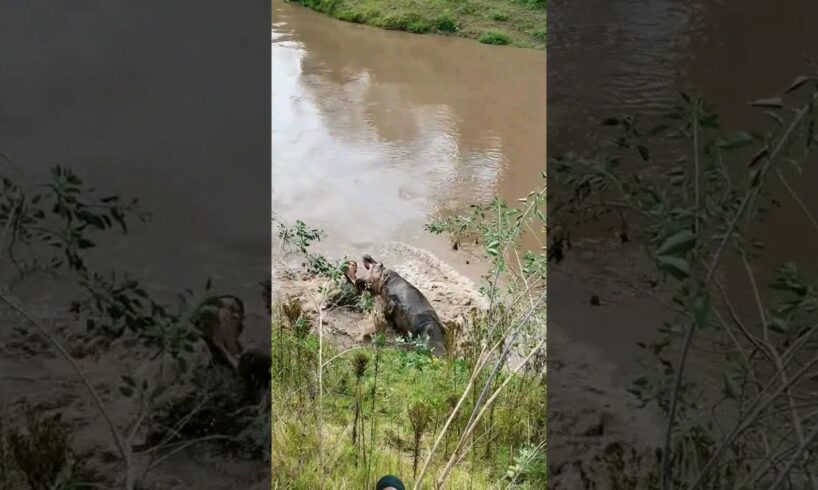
479 30 510 45
271 301 546 488
288 0 546 49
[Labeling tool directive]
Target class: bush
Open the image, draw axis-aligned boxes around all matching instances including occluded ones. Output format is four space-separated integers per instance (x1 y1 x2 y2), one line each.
479 30 510 45
1 407 101 490
433 13 458 33
407 20 431 34
491 10 509 21
336 9 365 23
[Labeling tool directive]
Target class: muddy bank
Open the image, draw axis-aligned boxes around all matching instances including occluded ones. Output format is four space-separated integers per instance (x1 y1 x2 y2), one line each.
0 290 271 489
272 242 488 350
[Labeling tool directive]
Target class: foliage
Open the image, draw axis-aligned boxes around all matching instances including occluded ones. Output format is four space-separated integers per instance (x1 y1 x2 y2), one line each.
273 168 545 487
549 69 818 487
0 166 147 275
146 363 271 461
273 215 374 314
287 0 546 49
0 407 101 490
0 166 268 488
479 31 510 45
271 302 546 488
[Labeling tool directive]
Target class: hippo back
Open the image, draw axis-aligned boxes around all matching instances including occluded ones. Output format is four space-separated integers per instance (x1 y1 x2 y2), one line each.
382 270 446 355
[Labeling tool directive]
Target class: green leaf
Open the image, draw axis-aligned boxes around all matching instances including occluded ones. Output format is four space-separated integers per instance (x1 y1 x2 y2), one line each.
486 239 501 257
784 75 815 94
763 110 785 126
119 386 134 397
717 132 755 150
656 230 696 256
657 255 690 281
748 96 783 109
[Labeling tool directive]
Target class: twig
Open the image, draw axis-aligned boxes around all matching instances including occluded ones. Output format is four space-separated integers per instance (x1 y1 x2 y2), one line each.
436 339 545 487
412 351 488 490
0 292 130 469
145 434 235 471
776 169 818 234
742 253 817 487
766 424 818 490
661 104 809 489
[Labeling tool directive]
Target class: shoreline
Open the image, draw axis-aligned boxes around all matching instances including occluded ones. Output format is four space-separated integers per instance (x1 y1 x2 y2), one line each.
283 0 546 49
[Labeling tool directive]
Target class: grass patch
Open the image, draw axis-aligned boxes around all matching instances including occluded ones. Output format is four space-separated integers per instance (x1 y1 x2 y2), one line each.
479 30 511 45
272 183 545 487
271 300 546 488
490 10 509 21
433 13 459 33
288 0 546 49
408 20 432 34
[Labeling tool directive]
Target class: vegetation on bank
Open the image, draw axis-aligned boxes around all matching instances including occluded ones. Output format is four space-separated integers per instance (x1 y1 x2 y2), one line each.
0 167 269 489
287 0 546 49
550 68 818 486
272 181 546 488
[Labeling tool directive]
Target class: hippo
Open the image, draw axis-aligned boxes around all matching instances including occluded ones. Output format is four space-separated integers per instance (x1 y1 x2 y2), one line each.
194 295 245 369
193 292 271 401
344 255 447 357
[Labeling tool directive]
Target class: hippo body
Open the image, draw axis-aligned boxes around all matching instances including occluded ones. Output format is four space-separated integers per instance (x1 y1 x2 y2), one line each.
346 255 447 356
381 270 446 354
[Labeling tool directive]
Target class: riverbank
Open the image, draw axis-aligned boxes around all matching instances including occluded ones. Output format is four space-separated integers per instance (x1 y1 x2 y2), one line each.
271 242 546 488
286 0 546 49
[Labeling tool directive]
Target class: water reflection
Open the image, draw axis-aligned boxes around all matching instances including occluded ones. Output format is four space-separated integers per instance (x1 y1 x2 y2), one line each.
548 0 699 151
272 1 546 249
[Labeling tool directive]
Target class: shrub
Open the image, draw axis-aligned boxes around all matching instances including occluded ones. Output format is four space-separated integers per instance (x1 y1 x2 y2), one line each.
1 407 101 490
491 10 509 21
433 13 458 33
336 10 365 23
407 20 431 34
479 30 510 45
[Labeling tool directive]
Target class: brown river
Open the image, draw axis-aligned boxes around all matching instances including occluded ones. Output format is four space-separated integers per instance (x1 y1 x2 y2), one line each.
273 0 818 386
271 0 546 263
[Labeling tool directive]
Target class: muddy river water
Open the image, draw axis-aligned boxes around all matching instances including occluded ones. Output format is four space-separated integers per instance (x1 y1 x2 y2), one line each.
271 0 546 259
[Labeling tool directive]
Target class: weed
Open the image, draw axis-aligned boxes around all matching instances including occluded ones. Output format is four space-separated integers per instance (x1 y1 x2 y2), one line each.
550 68 818 486
433 13 459 33
479 30 510 45
490 9 509 21
407 20 431 34
1 407 101 490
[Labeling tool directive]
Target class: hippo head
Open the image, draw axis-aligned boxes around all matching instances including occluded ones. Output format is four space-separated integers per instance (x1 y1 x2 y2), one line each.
344 254 388 295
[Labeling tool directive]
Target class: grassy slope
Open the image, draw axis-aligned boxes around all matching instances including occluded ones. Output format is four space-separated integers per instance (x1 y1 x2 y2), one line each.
271 323 546 488
289 0 546 49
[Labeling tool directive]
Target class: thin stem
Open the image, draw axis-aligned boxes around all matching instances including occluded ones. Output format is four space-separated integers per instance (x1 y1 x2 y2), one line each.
437 339 545 487
661 104 809 489
0 292 130 466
